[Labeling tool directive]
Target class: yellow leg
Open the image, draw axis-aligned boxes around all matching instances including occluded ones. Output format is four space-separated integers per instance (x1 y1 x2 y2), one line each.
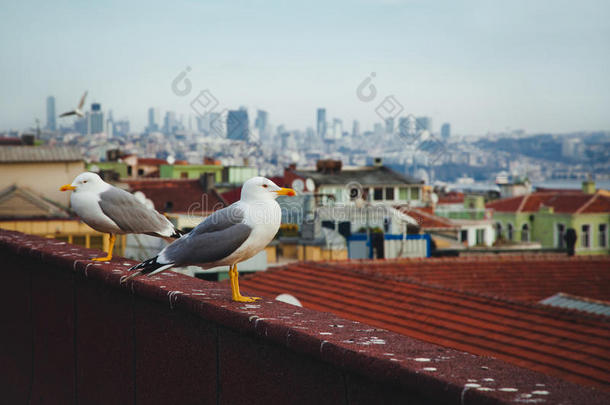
228 264 260 302
92 234 115 261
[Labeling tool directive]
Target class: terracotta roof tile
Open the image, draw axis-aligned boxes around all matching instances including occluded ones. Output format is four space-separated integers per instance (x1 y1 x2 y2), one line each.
241 256 610 391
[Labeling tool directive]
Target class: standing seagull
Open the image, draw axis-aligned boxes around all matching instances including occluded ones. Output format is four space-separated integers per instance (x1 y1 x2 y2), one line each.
124 177 296 302
60 172 182 261
59 91 88 118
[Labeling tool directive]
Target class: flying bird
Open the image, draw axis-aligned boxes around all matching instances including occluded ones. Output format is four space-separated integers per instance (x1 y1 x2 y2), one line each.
60 172 182 261
124 176 296 302
59 91 88 118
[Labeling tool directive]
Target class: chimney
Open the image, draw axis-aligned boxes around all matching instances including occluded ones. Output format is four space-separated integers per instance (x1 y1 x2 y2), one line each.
582 179 595 194
287 163 297 171
316 159 342 174
199 172 216 192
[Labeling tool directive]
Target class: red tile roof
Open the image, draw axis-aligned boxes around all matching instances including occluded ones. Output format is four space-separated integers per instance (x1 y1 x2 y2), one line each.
123 179 226 214
241 257 610 391
395 205 458 230
486 191 610 214
437 191 465 205
329 255 610 303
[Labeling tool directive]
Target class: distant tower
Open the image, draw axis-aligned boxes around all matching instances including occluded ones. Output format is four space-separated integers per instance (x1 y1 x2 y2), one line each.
46 96 56 131
227 109 249 141
255 110 269 139
352 120 360 137
415 116 432 132
88 103 104 134
147 107 159 132
441 123 451 140
316 108 327 138
385 117 394 134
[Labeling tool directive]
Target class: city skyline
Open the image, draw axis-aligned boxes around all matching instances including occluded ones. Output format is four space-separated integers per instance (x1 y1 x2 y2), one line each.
1 0 609 135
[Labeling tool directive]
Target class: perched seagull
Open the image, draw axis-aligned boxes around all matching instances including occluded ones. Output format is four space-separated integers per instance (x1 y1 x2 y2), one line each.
59 91 88 118
124 177 296 302
60 172 182 261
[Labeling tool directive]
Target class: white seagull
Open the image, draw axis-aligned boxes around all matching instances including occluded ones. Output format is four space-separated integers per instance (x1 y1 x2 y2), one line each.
59 91 88 118
124 176 296 302
60 172 182 261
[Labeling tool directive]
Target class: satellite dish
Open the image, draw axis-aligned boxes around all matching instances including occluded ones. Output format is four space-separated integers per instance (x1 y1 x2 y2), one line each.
305 178 315 191
167 155 176 165
275 293 302 307
292 179 304 193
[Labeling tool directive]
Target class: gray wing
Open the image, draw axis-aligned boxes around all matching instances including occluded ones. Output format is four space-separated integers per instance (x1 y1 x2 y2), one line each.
59 110 76 117
78 91 88 109
98 187 174 235
161 204 251 265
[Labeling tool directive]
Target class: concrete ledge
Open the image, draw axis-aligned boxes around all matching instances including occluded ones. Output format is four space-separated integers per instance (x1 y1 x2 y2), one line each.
0 229 608 404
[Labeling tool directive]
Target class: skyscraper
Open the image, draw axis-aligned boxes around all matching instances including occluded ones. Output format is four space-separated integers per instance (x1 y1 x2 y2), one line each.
255 110 269 139
88 103 104 134
46 96 56 131
415 116 432 132
147 107 159 133
227 109 249 141
352 120 360 137
441 123 451 140
385 117 394 134
316 108 326 139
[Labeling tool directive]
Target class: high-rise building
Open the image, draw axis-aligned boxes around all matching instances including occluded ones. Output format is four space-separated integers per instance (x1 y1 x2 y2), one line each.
316 108 326 138
255 110 269 139
46 96 56 131
88 103 104 134
227 109 249 141
416 116 432 132
147 107 159 133
352 120 360 137
441 123 451 140
163 111 177 135
332 118 342 139
385 117 394 134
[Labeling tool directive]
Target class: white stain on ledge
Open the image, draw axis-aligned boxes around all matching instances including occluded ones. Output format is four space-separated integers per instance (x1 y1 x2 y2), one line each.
498 388 518 392
414 358 431 362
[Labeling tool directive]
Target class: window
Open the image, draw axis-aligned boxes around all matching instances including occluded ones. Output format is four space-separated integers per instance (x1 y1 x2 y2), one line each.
599 224 608 248
72 235 87 247
557 223 565 248
460 230 468 243
581 225 590 248
410 187 420 200
476 229 485 245
385 187 394 200
521 224 529 242
507 223 514 241
137 168 144 176
495 222 503 239
180 172 188 179
399 187 408 200
127 166 133 176
90 235 104 251
373 188 383 201
349 187 359 200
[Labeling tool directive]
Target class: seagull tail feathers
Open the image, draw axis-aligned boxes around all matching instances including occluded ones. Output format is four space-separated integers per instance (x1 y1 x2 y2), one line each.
121 256 173 283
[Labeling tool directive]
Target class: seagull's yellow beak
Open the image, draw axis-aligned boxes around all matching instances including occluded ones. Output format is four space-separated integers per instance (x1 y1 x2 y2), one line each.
60 184 76 191
275 187 296 196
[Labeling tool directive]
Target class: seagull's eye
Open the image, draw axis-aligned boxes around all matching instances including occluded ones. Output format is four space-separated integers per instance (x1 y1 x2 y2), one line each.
83 180 88 184
262 184 268 188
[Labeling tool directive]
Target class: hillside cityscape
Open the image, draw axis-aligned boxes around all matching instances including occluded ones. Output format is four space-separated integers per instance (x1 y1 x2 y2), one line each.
3 94 609 188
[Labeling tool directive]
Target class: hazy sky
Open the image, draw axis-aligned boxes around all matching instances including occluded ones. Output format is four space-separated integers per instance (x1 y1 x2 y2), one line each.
1 0 609 135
